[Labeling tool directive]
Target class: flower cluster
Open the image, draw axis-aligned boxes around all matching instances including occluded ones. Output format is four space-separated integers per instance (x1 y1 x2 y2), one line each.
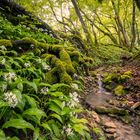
4 91 18 108
68 92 79 108
63 125 73 136
24 62 30 68
0 45 7 51
1 58 6 65
73 73 78 79
4 72 16 81
71 83 79 90
42 62 51 71
40 87 49 94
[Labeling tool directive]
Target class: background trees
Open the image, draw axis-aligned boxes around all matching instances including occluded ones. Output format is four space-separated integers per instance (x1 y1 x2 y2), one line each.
13 0 140 51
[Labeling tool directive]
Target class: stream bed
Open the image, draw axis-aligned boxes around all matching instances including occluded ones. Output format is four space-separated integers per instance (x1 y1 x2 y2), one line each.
83 74 140 140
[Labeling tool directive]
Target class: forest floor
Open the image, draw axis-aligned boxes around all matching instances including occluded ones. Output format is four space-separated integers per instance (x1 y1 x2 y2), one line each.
81 63 140 140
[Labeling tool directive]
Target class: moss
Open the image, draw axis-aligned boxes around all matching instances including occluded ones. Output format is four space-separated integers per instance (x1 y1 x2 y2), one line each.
84 57 93 64
103 73 118 84
22 37 37 46
38 42 49 52
68 51 81 62
60 72 72 84
45 68 58 84
49 45 63 54
0 39 12 47
95 106 129 115
51 56 66 73
114 85 125 96
120 71 132 82
42 53 54 61
59 49 75 74
34 48 41 56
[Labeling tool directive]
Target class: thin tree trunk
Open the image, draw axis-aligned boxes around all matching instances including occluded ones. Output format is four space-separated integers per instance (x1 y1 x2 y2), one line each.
111 0 131 48
71 0 93 48
131 0 136 49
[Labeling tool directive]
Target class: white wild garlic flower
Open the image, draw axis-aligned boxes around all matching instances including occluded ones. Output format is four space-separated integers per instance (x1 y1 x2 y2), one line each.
68 92 79 108
4 91 18 108
4 72 16 81
24 62 30 67
73 73 78 79
63 125 73 136
42 63 51 71
0 45 7 51
1 58 6 65
71 83 79 90
40 87 49 94
65 127 73 136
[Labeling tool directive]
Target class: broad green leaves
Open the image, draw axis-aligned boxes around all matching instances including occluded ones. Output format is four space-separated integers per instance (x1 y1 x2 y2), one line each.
3 119 35 130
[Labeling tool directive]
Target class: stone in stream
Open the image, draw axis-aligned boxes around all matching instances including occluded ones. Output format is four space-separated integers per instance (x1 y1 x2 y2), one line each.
131 101 140 110
103 122 117 129
95 106 129 116
105 128 116 134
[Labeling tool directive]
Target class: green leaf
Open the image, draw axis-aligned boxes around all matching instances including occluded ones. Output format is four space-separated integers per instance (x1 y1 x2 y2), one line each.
48 92 64 97
51 123 61 138
23 81 38 93
73 124 89 136
23 94 37 108
51 114 63 123
0 101 8 108
49 99 62 109
49 103 61 115
23 108 46 123
33 128 40 140
0 130 6 140
71 118 88 124
7 136 20 140
41 122 52 132
17 82 23 92
2 119 34 130
61 107 70 115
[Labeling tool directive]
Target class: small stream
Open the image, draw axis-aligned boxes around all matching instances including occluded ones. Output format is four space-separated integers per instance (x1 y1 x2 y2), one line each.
86 74 113 108
84 74 140 140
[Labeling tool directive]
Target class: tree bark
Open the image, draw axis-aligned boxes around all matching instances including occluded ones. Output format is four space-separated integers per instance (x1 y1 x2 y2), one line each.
111 0 131 48
131 0 136 49
71 0 93 48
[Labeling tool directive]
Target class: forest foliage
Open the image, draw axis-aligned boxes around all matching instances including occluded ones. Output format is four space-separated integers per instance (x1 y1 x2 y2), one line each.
0 0 140 140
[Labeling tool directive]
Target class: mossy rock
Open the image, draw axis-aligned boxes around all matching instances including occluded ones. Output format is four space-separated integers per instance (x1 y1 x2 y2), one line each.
114 85 125 96
0 39 12 47
60 72 72 84
120 70 132 82
95 106 129 115
38 42 49 52
45 68 58 84
59 49 75 74
22 37 37 46
51 57 66 73
49 45 63 54
103 73 118 84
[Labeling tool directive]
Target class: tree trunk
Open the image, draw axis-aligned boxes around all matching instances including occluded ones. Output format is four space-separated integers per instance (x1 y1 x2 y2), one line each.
131 0 136 49
71 0 93 48
111 0 131 48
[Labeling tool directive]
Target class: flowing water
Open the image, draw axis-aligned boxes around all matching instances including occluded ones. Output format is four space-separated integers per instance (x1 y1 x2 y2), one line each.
86 74 113 108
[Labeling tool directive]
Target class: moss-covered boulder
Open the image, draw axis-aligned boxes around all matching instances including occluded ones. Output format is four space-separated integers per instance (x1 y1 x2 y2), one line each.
114 85 125 96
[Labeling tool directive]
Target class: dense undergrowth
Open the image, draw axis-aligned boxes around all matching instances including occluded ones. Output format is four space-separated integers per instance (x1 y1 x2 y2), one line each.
0 15 93 140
